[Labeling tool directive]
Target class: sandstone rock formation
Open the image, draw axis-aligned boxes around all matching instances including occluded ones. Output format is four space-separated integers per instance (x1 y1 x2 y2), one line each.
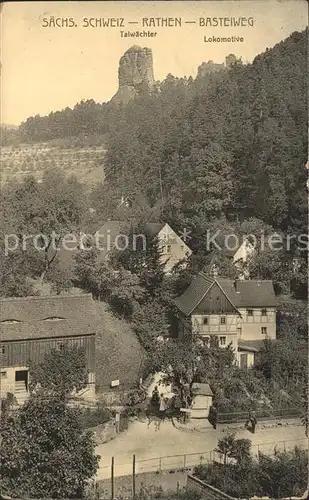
111 46 155 104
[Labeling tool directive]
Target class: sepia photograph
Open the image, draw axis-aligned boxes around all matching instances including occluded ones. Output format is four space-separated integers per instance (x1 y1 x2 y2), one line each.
0 1 308 499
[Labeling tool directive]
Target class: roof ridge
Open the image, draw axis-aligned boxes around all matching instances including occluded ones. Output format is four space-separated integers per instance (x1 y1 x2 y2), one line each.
238 279 273 283
0 293 93 303
199 271 214 282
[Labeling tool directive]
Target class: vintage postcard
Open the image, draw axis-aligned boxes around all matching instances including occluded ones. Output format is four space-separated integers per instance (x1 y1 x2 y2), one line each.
0 1 308 499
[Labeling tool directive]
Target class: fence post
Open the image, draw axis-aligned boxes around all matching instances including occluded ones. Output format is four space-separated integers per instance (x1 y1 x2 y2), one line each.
111 456 115 500
183 454 186 468
132 454 136 499
115 411 120 434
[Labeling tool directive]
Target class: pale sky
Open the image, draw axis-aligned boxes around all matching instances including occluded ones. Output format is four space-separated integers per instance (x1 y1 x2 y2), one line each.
1 0 307 125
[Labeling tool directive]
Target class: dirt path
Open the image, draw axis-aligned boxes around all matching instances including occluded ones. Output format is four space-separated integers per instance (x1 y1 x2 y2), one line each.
96 419 307 479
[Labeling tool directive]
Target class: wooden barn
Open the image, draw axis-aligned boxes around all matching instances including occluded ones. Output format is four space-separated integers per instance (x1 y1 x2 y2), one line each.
0 294 98 404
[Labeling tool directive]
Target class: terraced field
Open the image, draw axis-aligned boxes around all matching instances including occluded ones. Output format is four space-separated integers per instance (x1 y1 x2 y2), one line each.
1 142 106 186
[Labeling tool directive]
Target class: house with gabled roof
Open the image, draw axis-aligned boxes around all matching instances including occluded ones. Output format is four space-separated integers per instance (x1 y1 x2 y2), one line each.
174 271 276 369
0 293 147 405
0 294 99 404
144 222 192 274
55 219 192 276
210 231 256 278
94 220 192 274
83 219 191 273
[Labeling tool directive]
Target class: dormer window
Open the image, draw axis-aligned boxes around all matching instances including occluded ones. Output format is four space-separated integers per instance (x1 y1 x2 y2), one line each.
203 317 209 325
220 316 226 325
42 317 65 321
1 319 22 324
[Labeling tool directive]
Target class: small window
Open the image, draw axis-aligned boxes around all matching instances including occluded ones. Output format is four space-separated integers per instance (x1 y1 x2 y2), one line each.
180 245 184 251
167 245 172 254
219 336 226 346
1 371 7 378
261 309 267 316
247 309 253 316
0 345 5 355
261 327 267 335
203 317 208 325
220 316 226 324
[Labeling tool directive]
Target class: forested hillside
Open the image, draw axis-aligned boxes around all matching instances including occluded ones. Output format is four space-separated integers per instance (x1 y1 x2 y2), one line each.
12 30 306 232
2 30 307 272
104 30 307 235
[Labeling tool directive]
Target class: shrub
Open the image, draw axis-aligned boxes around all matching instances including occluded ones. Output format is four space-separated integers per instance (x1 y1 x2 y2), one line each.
81 403 111 429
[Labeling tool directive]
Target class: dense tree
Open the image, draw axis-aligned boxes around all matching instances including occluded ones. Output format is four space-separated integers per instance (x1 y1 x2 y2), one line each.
195 443 307 498
0 170 88 288
29 344 89 397
256 447 308 498
44 262 73 295
0 393 99 498
151 335 235 399
214 432 252 466
253 337 307 407
73 248 116 300
111 223 165 295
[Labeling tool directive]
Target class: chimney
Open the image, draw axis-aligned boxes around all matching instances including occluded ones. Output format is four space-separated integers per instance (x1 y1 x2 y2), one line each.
234 279 240 293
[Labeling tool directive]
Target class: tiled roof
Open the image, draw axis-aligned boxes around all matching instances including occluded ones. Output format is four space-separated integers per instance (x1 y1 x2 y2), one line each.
236 280 277 307
191 382 213 396
174 273 214 316
216 277 241 308
0 294 100 342
144 222 165 237
94 220 131 260
175 273 276 316
54 220 131 271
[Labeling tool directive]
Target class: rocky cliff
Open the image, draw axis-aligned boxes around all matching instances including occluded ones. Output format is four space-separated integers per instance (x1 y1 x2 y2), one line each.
111 46 155 104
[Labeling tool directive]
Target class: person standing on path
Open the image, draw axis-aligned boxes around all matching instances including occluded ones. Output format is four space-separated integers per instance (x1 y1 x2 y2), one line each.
251 414 257 433
151 386 160 408
159 393 167 413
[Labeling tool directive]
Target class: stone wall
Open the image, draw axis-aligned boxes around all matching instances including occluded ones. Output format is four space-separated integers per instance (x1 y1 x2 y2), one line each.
186 475 236 500
88 420 117 445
